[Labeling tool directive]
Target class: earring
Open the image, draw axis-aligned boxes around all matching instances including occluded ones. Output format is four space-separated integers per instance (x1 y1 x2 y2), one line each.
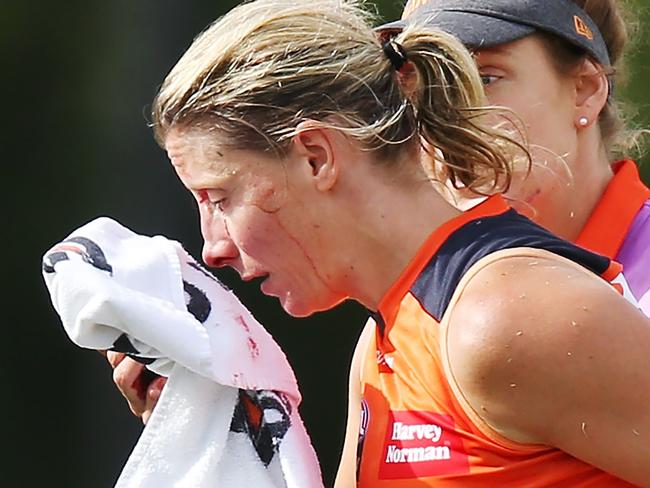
578 116 589 127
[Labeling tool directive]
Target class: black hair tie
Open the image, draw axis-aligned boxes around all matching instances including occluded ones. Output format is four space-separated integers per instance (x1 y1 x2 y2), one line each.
382 40 407 71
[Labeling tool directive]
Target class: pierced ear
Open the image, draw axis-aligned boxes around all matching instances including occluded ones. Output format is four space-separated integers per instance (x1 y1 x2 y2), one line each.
292 121 339 192
574 57 609 127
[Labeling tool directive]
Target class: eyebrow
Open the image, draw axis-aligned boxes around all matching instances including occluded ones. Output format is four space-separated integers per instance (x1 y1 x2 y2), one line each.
474 45 513 58
191 171 233 191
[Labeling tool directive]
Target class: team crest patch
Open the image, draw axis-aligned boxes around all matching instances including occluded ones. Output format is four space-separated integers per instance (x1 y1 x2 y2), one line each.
230 389 292 466
379 411 470 479
376 350 395 374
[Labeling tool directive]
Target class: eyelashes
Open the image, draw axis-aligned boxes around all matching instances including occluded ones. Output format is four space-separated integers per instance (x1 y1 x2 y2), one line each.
480 73 502 86
197 189 226 212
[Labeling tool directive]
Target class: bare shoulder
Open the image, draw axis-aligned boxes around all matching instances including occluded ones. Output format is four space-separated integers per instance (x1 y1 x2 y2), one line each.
446 252 650 451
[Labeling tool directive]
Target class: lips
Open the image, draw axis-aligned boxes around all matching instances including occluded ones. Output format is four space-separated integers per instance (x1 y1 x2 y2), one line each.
240 272 268 282
260 275 279 297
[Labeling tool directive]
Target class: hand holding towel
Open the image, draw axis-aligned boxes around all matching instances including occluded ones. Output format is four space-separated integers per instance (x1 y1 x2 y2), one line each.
42 217 323 488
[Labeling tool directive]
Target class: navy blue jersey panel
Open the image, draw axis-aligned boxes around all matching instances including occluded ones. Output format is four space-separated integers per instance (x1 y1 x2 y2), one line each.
369 310 387 335
411 210 611 321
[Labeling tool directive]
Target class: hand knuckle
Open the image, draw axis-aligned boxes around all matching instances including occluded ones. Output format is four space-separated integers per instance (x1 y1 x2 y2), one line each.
112 367 129 388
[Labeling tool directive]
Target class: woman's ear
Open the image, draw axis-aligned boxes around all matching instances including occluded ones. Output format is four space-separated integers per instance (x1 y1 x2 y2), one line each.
291 120 340 192
573 58 609 129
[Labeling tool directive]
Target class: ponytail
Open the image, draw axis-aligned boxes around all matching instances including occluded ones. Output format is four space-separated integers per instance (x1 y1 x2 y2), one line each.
385 27 529 194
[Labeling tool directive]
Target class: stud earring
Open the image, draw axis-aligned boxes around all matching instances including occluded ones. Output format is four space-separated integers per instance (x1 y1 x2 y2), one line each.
578 116 589 127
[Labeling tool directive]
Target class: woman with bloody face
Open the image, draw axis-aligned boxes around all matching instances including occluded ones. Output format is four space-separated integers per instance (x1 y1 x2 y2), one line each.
109 1 649 485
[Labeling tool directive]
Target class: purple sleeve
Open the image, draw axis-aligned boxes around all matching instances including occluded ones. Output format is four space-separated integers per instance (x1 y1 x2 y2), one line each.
616 199 650 317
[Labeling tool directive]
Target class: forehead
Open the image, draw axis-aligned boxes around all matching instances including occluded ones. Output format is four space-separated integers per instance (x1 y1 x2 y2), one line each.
165 127 286 191
165 128 240 187
474 43 512 58
473 36 547 62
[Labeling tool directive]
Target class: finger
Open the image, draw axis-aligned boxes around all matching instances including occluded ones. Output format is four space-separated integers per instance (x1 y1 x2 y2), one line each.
141 410 152 425
106 351 126 369
112 358 147 415
147 376 167 403
141 377 167 425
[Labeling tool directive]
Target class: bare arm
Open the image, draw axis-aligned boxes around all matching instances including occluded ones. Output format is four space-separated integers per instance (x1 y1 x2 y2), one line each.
448 254 650 486
334 319 375 488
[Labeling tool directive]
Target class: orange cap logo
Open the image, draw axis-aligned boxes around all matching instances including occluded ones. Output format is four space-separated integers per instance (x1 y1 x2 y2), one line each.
574 15 594 40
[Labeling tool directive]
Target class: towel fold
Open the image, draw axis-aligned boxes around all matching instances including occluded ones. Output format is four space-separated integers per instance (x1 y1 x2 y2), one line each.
42 217 323 488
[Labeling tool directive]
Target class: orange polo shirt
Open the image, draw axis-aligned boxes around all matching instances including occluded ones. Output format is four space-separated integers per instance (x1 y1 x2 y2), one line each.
576 160 649 258
577 160 650 313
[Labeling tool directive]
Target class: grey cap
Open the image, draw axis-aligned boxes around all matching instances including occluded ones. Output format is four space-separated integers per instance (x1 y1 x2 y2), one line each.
379 0 611 67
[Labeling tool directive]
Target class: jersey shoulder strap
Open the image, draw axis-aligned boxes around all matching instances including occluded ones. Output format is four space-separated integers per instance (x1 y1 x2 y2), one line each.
411 209 612 321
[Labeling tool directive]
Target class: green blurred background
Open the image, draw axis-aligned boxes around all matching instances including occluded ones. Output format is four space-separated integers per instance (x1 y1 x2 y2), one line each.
4 1 648 487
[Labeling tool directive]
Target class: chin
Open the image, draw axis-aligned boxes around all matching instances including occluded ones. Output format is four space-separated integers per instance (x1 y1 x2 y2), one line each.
281 304 316 318
279 293 343 318
279 295 320 318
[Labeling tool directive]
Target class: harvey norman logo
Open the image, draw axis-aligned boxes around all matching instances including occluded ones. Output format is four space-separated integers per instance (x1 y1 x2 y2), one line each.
386 422 449 462
380 411 469 479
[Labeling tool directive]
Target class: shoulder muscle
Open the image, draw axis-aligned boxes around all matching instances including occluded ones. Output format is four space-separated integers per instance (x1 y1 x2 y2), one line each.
447 253 650 485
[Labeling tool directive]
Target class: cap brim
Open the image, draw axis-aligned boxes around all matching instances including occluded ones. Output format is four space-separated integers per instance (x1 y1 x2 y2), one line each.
378 10 535 49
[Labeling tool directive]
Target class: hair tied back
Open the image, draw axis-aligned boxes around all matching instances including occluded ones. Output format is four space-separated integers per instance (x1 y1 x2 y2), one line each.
382 40 407 71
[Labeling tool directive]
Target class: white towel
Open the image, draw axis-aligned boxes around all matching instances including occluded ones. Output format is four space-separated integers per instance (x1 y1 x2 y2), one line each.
42 217 323 488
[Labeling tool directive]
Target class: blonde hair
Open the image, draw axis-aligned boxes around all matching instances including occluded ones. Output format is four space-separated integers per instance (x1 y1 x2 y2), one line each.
152 0 529 194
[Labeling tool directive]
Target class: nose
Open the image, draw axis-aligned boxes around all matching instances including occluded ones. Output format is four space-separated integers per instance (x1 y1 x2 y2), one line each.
201 216 239 268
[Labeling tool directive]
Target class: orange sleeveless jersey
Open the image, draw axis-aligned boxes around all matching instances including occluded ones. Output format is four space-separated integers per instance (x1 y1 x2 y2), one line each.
356 195 635 487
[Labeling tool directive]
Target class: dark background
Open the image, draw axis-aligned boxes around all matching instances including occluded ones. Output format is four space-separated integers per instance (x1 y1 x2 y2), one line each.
4 1 649 487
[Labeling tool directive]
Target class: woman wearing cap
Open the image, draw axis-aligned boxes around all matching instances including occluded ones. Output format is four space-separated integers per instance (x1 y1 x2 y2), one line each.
121 0 650 486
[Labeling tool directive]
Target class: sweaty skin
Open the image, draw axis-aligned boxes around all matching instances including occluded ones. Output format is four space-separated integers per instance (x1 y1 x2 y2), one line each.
448 253 650 485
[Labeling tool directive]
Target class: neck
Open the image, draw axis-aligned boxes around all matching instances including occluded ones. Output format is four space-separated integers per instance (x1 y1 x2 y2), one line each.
333 176 461 311
558 131 614 242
